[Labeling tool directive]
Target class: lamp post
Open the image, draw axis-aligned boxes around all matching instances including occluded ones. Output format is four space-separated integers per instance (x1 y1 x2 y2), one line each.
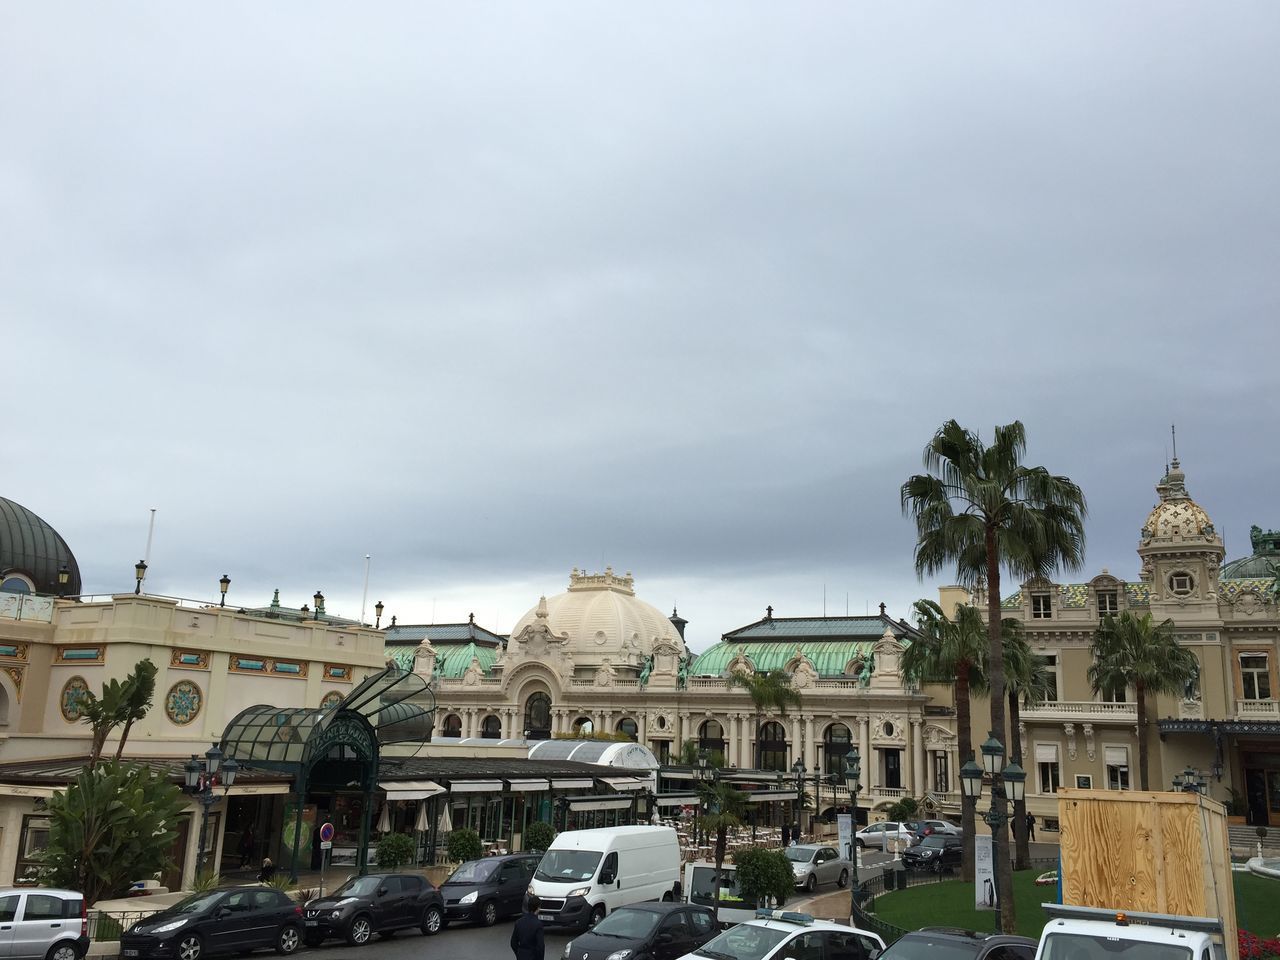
134 560 147 595
184 743 239 881
844 747 862 923
695 749 711 848
313 591 324 621
1172 766 1207 794
375 601 384 630
792 760 806 842
960 733 1026 932
219 574 230 607
57 564 70 597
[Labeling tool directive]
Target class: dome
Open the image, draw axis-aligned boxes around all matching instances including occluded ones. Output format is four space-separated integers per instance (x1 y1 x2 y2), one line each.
1222 525 1280 579
1141 460 1215 540
0 496 82 596
508 567 684 662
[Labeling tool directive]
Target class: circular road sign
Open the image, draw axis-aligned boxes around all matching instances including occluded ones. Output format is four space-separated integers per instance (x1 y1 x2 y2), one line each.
319 822 335 843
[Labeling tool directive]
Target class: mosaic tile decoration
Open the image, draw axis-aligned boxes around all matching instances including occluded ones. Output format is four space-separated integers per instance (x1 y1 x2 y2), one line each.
60 675 90 722
324 663 353 682
320 690 343 710
1219 577 1277 602
170 649 210 669
165 680 202 725
1059 584 1090 608
1125 583 1151 605
56 647 103 663
1001 590 1023 609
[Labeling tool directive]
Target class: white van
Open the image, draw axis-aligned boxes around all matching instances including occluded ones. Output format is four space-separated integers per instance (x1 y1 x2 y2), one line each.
528 825 682 930
684 860 762 926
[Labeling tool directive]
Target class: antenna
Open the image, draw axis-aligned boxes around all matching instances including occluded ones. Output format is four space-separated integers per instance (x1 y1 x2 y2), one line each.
360 554 372 624
823 584 827 617
143 508 157 566
1171 423 1178 462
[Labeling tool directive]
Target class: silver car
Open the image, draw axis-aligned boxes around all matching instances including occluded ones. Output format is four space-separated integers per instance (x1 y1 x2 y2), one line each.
785 844 850 892
0 888 88 960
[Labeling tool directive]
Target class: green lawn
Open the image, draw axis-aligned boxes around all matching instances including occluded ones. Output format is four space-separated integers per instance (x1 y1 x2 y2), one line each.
872 870 1279 940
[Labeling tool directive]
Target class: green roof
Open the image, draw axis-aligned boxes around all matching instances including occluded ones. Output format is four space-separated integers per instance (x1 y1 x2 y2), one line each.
723 614 910 641
387 641 499 679
690 640 875 678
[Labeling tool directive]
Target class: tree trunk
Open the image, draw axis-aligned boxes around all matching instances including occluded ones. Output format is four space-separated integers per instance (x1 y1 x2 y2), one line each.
1009 691 1030 870
985 531 1016 935
1136 681 1149 791
114 718 136 761
956 664 976 883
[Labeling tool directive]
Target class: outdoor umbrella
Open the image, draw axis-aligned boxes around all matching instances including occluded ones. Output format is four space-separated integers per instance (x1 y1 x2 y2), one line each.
437 803 453 834
377 804 391 833
415 801 430 832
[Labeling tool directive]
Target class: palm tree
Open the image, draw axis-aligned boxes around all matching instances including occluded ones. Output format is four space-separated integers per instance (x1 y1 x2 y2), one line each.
79 679 128 768
114 659 158 761
695 776 748 925
1003 624 1053 869
727 669 802 768
1088 612 1197 790
901 599 988 881
902 419 1087 934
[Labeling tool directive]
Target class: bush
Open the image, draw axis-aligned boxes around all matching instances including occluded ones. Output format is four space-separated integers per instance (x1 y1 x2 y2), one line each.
446 828 483 864
733 848 792 908
524 821 555 853
191 873 223 894
376 832 416 870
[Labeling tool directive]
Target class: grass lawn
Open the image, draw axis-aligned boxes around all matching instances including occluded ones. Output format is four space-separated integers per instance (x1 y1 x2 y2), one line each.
872 870 1279 940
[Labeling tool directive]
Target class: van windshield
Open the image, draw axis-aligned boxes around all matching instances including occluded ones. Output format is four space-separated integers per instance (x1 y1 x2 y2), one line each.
534 850 602 883
689 866 746 908
1041 932 1194 960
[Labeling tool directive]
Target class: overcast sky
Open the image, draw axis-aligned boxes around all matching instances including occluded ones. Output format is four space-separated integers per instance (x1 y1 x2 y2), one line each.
4 3 1278 653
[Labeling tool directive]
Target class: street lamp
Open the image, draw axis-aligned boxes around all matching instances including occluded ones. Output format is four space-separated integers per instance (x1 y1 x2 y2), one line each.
375 601 384 629
313 591 324 620
843 747 862 923
963 733 1026 931
792 760 806 842
1173 766 1207 793
134 560 147 595
57 564 70 597
184 743 239 880
219 574 231 607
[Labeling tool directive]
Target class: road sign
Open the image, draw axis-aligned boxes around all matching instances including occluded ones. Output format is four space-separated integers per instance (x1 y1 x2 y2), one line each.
320 840 333 850
319 822 335 843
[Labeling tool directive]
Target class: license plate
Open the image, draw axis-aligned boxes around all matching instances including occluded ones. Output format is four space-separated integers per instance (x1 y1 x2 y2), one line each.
538 913 554 921
123 951 139 957
305 921 318 927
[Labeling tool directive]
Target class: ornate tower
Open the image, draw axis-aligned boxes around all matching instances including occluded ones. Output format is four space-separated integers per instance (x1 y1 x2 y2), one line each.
1137 457 1225 624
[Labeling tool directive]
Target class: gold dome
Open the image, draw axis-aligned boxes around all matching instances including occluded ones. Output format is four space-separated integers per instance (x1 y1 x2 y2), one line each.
1141 459 1215 540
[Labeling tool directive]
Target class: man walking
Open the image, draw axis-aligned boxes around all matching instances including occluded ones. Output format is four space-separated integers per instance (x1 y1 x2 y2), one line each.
1025 812 1036 842
511 894 545 960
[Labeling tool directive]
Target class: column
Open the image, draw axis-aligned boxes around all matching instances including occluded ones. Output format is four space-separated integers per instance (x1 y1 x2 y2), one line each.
912 720 926 795
804 715 817 771
791 715 803 766
679 712 690 752
858 717 871 782
638 712 647 745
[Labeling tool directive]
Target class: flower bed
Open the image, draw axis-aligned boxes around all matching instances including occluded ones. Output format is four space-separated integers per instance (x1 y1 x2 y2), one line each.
1239 931 1280 960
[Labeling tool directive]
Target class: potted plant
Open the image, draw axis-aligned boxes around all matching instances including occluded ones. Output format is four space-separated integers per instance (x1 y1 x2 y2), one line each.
1225 787 1248 825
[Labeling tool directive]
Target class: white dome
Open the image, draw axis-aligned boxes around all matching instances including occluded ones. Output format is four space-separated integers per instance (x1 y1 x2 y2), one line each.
509 567 684 662
1141 460 1216 541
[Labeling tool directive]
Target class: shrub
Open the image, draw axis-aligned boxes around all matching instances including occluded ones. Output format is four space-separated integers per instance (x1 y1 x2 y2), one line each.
446 828 483 864
376 832 416 870
732 848 792 908
1239 931 1280 960
191 873 223 894
265 873 295 891
524 821 555 853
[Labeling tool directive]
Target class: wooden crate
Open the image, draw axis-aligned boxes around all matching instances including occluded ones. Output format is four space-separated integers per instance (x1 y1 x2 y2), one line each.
1058 788 1237 954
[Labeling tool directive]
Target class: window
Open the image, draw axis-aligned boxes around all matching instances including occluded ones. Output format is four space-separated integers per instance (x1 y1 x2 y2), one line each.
481 715 502 739
784 932 825 960
655 739 670 764
21 894 65 921
0 896 17 923
1042 655 1059 701
822 930 874 960
1035 744 1060 794
884 749 902 789
758 721 788 771
1031 593 1053 619
689 910 713 935
442 714 462 738
1075 775 1093 789
524 692 552 739
1097 591 1119 616
1105 746 1130 790
0 576 32 595
617 718 638 741
1241 655 1272 700
933 753 950 792
824 723 852 776
1169 571 1195 597
572 717 594 736
16 816 49 882
698 719 725 764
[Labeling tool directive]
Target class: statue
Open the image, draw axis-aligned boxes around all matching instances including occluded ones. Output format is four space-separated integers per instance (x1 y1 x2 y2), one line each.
677 655 690 690
638 655 653 687
857 657 873 687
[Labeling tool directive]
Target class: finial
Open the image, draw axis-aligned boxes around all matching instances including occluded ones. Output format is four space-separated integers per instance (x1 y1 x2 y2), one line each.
390 615 397 627
765 604 773 620
468 612 475 624
270 589 280 609
879 602 886 616
1171 423 1178 465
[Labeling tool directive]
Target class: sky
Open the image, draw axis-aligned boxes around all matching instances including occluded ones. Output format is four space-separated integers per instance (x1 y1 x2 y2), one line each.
3 3 1279 654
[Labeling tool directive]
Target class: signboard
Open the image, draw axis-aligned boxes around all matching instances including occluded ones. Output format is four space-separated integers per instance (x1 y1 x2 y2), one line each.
975 834 997 910
837 813 854 862
319 822 335 843
320 841 333 850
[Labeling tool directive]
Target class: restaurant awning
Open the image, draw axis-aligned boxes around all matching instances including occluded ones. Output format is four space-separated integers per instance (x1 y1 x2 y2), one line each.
506 779 550 792
747 790 797 803
449 780 503 794
653 794 699 807
600 776 647 791
552 778 596 789
567 796 634 812
379 780 446 801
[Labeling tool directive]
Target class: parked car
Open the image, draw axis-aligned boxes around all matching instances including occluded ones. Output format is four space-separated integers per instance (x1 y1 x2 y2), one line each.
877 928 1037 960
120 886 300 960
0 888 88 960
854 822 915 850
441 853 540 926
677 909 885 960
913 820 961 842
902 835 962 873
302 873 444 946
564 903 717 960
785 844 850 892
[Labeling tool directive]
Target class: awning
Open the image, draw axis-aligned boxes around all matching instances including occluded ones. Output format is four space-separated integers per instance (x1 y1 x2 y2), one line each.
552 778 595 789
506 779 550 792
654 794 699 807
1034 743 1059 764
600 777 647 791
1104 747 1128 767
660 770 696 780
449 780 503 794
747 790 797 803
379 780 446 801
567 797 634 812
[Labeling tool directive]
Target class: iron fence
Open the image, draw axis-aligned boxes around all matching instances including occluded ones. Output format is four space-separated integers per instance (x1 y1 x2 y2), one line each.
87 910 158 942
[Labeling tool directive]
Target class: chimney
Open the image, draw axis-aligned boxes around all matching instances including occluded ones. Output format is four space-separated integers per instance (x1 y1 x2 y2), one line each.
669 606 688 640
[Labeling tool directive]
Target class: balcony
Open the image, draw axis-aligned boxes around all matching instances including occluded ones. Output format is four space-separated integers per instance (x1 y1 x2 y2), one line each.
1237 699 1280 719
1020 700 1137 722
870 786 910 799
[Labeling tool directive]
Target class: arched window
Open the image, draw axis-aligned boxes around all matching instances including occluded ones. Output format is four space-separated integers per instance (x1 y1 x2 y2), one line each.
524 692 552 740
442 713 462 738
757 721 787 771
481 715 502 739
572 717 595 736
823 723 851 776
617 718 638 741
0 576 31 595
698 719 725 764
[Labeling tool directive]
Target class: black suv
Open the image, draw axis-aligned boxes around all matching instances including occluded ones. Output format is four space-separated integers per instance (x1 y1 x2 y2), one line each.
441 854 540 926
121 886 303 960
303 873 444 947
878 928 1038 960
902 835 962 873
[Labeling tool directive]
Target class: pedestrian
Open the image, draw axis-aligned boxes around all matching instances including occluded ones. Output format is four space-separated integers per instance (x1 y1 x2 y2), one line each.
511 893 545 960
257 858 275 884
1025 812 1036 842
238 827 255 869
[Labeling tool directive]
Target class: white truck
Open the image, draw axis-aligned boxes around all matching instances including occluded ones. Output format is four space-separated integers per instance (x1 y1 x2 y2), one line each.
1036 904 1228 960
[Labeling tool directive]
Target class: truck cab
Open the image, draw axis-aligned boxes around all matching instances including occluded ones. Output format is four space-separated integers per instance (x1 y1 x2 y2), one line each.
1036 905 1228 960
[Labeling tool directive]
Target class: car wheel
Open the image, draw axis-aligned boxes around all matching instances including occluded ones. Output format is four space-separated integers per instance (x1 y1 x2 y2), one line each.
838 869 849 888
588 904 606 929
46 944 80 960
177 934 204 960
346 915 373 946
805 874 817 893
480 900 499 927
276 925 302 955
856 839 865 849
421 905 444 935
